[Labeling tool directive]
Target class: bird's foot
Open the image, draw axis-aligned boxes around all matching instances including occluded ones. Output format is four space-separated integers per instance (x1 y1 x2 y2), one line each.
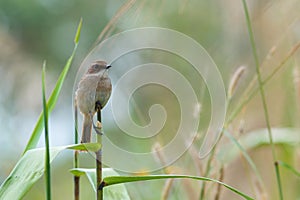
93 121 103 135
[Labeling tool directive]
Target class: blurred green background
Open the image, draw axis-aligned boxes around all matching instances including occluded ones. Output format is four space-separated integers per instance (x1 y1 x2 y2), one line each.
0 0 300 199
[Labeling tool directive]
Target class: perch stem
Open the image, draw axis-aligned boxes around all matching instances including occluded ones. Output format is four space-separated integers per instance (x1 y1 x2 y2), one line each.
96 103 103 200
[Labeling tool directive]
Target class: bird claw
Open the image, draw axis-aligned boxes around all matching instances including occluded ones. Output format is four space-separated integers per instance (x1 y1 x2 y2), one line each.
89 109 104 136
93 121 103 135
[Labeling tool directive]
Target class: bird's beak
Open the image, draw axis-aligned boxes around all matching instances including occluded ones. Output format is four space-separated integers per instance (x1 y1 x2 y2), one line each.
106 65 112 69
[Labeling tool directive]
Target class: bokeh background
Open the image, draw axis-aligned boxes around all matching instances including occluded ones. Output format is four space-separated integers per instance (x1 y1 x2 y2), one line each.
0 0 300 199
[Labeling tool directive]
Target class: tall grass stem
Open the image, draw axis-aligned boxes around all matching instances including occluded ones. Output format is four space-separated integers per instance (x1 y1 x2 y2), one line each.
241 0 283 199
74 98 80 200
96 106 103 200
42 62 51 200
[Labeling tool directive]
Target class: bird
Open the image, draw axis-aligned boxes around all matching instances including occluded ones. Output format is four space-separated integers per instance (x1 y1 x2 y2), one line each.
75 60 112 143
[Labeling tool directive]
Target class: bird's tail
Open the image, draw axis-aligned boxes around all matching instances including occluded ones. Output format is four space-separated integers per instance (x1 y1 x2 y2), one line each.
81 114 92 143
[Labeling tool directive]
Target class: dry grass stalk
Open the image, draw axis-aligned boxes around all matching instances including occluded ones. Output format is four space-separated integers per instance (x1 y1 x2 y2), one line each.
94 0 137 45
161 178 174 200
214 167 224 200
228 66 246 99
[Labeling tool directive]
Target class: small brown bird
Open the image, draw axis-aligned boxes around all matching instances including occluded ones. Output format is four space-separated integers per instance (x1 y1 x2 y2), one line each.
76 61 112 143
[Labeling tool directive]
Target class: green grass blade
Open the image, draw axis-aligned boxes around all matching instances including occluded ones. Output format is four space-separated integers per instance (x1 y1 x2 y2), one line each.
70 168 130 200
67 143 101 152
103 174 254 200
277 161 300 177
223 130 263 185
0 148 60 200
0 143 91 199
70 169 254 200
42 62 51 200
74 18 83 44
23 18 83 154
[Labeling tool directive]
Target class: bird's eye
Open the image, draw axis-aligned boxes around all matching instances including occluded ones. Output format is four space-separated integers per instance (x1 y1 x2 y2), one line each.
92 64 100 69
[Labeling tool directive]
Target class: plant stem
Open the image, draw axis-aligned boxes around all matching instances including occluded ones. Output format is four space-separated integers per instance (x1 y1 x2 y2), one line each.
199 144 217 200
199 99 230 200
214 167 224 200
96 104 103 200
74 98 80 200
275 161 284 200
74 175 80 200
42 62 51 200
241 0 283 199
96 148 102 200
242 0 275 156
